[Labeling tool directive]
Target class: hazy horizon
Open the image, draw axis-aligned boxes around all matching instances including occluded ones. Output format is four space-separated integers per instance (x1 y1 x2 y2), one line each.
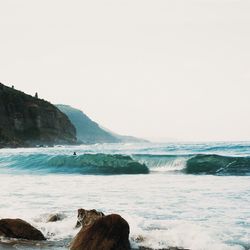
1 0 250 142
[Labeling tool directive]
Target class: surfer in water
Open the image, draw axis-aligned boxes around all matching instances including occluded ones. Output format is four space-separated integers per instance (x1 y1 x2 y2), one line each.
73 152 77 156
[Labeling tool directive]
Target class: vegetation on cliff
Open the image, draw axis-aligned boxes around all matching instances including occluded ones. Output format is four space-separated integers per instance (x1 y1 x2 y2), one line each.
0 83 76 147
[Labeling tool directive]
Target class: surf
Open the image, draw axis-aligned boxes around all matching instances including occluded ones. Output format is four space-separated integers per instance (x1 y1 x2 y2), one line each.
1 150 250 176
185 154 250 175
0 153 149 175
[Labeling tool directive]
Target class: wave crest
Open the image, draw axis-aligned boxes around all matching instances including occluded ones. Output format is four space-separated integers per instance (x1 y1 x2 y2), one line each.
185 154 250 175
1 152 250 175
0 154 149 175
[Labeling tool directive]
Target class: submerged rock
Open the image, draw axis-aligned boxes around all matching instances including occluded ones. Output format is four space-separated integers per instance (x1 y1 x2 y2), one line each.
46 213 64 223
138 247 189 250
0 218 46 241
75 208 104 228
70 214 131 250
132 236 189 250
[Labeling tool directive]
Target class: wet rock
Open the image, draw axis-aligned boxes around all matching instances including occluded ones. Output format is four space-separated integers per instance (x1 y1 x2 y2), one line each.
132 235 146 243
70 214 131 250
138 247 190 250
0 218 46 241
75 208 104 228
47 214 63 223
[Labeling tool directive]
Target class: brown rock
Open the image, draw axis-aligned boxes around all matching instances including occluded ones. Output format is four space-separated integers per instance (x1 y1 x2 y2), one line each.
75 208 104 228
70 214 131 250
0 218 46 241
47 214 63 223
138 248 189 250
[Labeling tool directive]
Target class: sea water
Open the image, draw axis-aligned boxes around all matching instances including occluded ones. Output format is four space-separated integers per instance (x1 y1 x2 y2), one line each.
0 142 249 250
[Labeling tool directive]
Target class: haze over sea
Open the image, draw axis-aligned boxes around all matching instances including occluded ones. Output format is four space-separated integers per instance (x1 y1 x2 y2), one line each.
0 142 249 250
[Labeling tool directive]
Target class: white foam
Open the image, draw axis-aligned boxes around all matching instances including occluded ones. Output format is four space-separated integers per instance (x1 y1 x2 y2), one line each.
150 158 187 172
0 145 249 249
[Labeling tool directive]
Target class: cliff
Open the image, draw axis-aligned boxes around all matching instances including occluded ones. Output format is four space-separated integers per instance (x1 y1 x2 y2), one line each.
0 83 76 147
56 105 119 144
56 105 148 144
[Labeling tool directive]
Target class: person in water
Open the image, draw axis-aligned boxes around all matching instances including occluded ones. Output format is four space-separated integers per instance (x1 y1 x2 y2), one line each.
73 152 77 156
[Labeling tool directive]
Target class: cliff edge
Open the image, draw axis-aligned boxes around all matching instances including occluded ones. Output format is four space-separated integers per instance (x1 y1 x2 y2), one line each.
57 104 149 144
0 83 76 147
56 104 119 144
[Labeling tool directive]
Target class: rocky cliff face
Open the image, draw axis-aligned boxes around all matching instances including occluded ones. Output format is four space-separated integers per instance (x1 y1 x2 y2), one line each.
56 104 148 144
0 83 76 147
56 104 119 144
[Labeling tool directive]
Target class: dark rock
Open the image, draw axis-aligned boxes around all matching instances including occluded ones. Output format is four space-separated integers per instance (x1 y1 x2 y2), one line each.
138 247 189 250
0 218 46 241
132 235 146 243
0 83 76 148
75 208 104 228
46 214 63 223
70 214 131 250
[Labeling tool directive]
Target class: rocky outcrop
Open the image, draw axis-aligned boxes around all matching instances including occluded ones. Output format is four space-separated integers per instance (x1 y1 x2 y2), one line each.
0 218 46 240
0 83 76 147
75 209 104 228
70 214 131 250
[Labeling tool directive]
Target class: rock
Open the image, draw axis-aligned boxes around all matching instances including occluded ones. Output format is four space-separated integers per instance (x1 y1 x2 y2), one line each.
0 82 76 148
75 208 104 228
70 214 131 250
138 248 189 250
0 218 46 241
47 214 63 223
132 235 146 243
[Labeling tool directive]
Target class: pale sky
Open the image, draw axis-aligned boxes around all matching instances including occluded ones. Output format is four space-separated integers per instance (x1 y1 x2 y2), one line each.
1 0 250 141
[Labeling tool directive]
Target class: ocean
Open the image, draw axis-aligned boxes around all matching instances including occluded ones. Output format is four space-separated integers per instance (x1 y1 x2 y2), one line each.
0 142 249 250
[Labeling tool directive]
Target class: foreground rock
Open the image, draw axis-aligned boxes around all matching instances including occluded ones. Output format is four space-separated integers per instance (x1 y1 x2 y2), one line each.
70 214 131 250
75 208 104 228
0 218 46 241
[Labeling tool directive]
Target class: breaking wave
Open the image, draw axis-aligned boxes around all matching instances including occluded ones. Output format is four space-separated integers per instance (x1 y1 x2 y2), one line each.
185 154 250 175
0 154 149 175
0 153 249 175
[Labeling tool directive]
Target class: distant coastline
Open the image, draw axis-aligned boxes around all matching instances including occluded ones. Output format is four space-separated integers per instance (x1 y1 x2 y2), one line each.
0 83 147 148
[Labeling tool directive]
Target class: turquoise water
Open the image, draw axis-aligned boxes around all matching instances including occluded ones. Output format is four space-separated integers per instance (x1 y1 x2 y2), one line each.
0 142 249 249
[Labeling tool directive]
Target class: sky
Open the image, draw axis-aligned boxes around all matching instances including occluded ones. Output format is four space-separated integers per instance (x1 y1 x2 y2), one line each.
1 0 250 142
